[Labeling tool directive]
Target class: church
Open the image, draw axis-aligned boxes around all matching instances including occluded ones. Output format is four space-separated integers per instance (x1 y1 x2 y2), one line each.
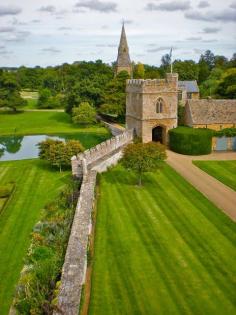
116 24 236 144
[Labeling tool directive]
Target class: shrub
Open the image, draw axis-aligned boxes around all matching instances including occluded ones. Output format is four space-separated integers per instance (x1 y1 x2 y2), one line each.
169 127 213 155
14 180 80 314
214 128 236 138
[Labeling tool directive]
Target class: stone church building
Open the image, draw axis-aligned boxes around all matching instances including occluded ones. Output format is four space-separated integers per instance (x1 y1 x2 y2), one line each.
116 24 236 144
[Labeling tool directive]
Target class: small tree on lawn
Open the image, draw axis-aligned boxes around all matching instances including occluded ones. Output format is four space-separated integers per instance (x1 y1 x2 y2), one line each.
72 102 97 125
38 139 84 172
121 142 167 186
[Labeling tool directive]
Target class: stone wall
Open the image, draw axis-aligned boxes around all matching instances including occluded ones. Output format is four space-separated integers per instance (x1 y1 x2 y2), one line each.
54 170 97 315
72 129 133 177
55 129 133 315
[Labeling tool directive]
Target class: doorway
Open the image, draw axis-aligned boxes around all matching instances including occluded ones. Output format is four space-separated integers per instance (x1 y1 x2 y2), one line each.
152 126 163 143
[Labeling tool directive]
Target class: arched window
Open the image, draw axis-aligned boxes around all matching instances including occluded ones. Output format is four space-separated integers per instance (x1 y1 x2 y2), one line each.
156 98 164 113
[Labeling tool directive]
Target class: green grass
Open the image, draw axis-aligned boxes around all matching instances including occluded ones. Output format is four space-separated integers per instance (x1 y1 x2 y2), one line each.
193 160 236 191
0 159 70 314
89 164 236 315
0 111 110 148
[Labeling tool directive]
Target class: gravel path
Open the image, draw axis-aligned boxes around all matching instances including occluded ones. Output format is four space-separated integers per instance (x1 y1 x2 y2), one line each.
167 150 236 221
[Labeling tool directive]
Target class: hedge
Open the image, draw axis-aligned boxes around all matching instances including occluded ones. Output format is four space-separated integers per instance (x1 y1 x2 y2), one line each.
169 127 213 155
214 128 236 138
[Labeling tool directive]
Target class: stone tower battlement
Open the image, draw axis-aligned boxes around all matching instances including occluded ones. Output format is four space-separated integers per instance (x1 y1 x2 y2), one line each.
127 74 178 91
126 73 178 144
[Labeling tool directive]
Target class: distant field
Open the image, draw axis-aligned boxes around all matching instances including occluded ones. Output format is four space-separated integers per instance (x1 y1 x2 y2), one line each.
0 111 110 148
0 159 70 314
193 160 236 191
89 164 236 315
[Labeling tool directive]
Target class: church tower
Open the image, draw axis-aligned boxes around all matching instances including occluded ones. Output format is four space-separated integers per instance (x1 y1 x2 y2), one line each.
116 23 132 75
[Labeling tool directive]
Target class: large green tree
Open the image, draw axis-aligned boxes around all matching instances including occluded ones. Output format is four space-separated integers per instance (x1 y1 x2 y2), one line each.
0 71 26 111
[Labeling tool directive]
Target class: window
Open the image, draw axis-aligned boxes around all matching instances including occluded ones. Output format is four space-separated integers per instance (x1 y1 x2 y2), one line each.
156 98 164 113
178 91 183 101
187 92 192 99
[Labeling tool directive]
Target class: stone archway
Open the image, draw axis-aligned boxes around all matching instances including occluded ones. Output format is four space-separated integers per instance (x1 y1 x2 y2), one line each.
152 126 164 143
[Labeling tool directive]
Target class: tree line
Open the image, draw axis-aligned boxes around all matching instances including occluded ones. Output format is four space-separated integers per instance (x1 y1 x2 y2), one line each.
0 50 235 121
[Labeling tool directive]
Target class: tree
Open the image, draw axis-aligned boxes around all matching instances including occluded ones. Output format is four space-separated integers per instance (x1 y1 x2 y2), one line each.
121 142 167 186
38 139 84 171
216 68 236 98
173 60 199 80
133 63 145 79
72 102 97 125
0 71 26 111
100 70 130 120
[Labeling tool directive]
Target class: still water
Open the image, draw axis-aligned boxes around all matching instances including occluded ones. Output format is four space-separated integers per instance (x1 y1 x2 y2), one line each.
0 134 81 161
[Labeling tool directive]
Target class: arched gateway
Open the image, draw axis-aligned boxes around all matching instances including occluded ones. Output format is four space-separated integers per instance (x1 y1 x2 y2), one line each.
152 126 163 143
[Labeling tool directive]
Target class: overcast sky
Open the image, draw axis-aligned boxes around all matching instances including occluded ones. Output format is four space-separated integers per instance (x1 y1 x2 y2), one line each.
0 0 235 67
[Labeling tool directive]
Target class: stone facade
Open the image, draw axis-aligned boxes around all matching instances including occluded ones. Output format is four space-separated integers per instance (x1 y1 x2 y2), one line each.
126 73 178 144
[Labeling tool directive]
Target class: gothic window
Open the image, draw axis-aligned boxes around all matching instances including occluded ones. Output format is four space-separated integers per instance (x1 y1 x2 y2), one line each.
156 98 164 113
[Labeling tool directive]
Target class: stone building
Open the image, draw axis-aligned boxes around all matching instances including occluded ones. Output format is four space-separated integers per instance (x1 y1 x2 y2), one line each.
116 23 132 75
126 73 178 144
185 99 236 130
178 80 200 103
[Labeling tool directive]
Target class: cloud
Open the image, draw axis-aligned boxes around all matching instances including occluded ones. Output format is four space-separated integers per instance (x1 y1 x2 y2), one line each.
146 1 191 12
202 39 218 43
185 9 236 22
0 5 22 16
31 19 41 23
38 5 56 13
147 46 176 53
5 31 31 42
186 36 202 41
194 48 204 54
122 19 133 24
75 0 117 13
58 27 72 31
96 44 116 48
202 27 220 33
42 47 61 53
11 18 27 25
230 2 236 9
198 1 210 8
0 26 15 33
0 46 5 49
0 50 13 55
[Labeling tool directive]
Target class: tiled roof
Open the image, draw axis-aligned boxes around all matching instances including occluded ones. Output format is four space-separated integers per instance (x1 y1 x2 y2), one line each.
178 81 199 93
187 99 236 124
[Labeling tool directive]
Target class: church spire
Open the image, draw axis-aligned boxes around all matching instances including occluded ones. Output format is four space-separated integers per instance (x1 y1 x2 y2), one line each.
116 23 132 75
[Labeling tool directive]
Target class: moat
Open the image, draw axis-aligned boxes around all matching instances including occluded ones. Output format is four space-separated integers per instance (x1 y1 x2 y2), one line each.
0 134 81 161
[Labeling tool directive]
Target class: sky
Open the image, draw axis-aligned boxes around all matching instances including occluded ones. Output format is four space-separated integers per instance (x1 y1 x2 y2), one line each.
0 0 236 67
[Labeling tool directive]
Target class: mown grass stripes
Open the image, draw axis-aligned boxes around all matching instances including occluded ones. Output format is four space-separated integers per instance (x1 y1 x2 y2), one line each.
193 160 236 191
89 164 236 315
0 159 70 315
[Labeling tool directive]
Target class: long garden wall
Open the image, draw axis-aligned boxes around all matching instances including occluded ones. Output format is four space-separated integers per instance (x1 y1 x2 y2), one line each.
54 129 133 315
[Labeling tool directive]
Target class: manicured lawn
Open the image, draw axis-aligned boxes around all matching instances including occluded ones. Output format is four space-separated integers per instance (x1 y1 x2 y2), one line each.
0 160 70 314
89 164 236 315
193 160 236 191
0 112 110 141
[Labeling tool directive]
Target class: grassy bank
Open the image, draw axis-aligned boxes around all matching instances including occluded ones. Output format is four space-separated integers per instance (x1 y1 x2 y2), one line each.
0 159 70 314
193 160 236 191
0 111 110 138
89 164 236 315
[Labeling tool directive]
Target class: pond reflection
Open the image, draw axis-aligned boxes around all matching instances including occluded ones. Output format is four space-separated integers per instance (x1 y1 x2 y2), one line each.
0 134 80 161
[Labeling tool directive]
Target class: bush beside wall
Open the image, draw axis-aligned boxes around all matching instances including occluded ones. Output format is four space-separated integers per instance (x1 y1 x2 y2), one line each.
169 127 213 155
